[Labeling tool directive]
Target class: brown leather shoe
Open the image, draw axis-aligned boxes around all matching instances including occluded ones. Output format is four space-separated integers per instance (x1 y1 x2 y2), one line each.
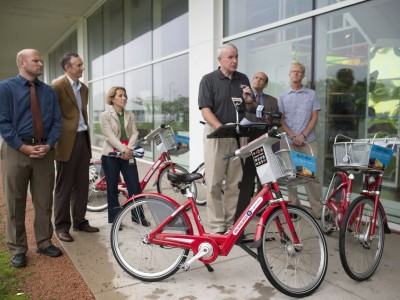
73 223 99 233
56 231 74 242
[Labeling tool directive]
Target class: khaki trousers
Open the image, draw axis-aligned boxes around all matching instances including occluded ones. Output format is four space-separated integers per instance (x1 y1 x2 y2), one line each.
280 140 323 219
1 143 55 254
203 124 246 232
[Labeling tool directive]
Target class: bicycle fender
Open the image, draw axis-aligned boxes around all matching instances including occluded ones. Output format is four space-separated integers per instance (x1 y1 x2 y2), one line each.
253 203 280 242
120 192 181 208
154 162 177 183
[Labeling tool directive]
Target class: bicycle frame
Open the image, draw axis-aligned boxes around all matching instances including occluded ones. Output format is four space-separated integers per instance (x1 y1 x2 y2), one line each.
324 171 354 227
140 173 299 265
138 151 178 194
93 150 181 203
325 169 390 235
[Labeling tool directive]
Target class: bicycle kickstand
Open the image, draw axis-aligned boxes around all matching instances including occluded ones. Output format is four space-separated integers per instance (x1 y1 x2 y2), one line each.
204 263 214 272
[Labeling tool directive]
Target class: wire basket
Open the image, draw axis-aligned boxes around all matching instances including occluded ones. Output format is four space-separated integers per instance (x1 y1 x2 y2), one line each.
274 149 316 186
272 135 316 186
333 135 395 171
169 134 190 156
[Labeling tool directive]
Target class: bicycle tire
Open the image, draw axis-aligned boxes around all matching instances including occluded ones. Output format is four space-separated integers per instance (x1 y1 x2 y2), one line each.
87 164 108 212
258 205 328 297
193 163 207 206
339 196 384 281
110 195 190 281
321 171 345 234
157 164 196 206
87 165 127 212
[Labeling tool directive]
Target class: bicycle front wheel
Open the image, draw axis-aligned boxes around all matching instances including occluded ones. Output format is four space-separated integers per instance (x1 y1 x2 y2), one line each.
157 164 196 206
87 164 108 212
321 171 345 234
339 196 384 281
258 205 328 297
111 195 190 281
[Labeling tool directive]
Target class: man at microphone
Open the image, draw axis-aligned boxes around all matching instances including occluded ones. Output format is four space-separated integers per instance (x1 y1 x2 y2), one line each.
198 43 250 234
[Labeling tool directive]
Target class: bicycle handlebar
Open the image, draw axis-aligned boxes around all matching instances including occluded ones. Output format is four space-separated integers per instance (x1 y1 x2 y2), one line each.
224 126 281 160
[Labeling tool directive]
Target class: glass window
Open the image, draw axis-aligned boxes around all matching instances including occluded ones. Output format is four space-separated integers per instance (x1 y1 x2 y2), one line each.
87 9 104 80
48 30 77 82
90 80 105 148
103 0 124 75
153 54 189 164
233 19 312 99
125 67 153 159
153 0 188 59
314 0 400 211
124 0 152 67
223 0 312 37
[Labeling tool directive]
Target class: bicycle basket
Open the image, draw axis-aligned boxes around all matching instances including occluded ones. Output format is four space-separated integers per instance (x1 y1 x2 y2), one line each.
153 126 177 153
333 138 394 171
274 149 316 186
169 134 190 156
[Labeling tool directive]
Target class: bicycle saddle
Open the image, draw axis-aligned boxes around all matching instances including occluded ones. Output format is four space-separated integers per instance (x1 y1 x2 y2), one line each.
167 172 203 184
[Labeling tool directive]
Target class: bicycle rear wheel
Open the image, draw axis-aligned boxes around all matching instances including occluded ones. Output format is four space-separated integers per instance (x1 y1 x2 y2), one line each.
87 164 108 212
157 164 196 206
193 162 207 206
258 205 328 297
111 195 190 281
321 171 345 234
339 196 384 281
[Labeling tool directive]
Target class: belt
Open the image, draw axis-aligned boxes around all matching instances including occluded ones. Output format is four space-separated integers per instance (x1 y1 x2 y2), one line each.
20 137 47 145
77 130 87 135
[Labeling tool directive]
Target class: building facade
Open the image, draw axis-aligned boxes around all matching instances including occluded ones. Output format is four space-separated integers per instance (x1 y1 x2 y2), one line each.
44 0 400 225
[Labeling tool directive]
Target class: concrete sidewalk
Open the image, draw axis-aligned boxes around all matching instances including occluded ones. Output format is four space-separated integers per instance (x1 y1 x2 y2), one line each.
61 160 400 299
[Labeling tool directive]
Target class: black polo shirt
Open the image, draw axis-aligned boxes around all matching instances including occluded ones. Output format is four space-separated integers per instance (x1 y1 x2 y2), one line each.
198 68 250 124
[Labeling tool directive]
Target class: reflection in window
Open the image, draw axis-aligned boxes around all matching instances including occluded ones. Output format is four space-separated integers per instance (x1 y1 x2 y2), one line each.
48 30 77 82
233 19 312 98
125 67 153 141
124 0 152 68
88 9 104 80
153 0 188 59
223 0 312 37
103 0 124 74
153 55 189 164
314 0 400 202
90 80 105 148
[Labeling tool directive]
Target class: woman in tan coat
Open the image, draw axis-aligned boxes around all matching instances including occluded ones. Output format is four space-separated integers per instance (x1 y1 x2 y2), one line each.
100 86 148 225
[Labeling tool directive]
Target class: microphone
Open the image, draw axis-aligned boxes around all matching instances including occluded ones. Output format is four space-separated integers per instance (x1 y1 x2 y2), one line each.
231 97 242 106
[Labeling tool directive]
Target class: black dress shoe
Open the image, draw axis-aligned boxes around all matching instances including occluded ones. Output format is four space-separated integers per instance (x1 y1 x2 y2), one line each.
11 253 27 268
36 244 63 257
73 223 99 232
131 207 151 227
56 231 74 242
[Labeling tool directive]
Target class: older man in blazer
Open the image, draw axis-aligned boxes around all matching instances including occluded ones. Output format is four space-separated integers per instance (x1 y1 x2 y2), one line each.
52 53 99 243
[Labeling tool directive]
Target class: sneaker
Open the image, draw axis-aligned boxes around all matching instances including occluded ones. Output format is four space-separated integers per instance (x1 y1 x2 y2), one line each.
11 253 27 268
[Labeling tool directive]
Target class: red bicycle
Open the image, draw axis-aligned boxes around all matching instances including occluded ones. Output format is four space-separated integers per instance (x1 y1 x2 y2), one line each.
321 134 397 281
87 124 194 211
110 128 328 298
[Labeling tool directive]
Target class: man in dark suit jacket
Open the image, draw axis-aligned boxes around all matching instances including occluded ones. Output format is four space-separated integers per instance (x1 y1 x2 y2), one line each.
244 71 279 122
52 53 99 243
